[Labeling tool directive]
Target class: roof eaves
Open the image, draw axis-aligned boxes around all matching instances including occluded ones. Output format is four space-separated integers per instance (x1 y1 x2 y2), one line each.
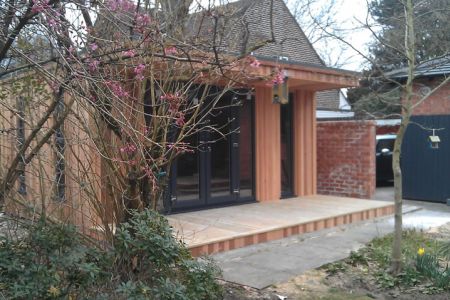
255 55 360 77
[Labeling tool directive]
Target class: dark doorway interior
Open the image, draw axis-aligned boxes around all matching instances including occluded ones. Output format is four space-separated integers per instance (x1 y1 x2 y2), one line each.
280 97 294 197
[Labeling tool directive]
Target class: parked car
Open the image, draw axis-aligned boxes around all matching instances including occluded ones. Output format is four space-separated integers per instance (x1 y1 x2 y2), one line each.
376 134 396 182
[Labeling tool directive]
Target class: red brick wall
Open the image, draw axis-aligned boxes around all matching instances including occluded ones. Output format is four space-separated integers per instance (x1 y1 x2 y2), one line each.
377 125 399 135
411 79 450 116
317 120 376 199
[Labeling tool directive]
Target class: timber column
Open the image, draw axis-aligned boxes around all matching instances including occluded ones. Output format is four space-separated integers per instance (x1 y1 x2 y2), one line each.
293 90 317 196
254 86 281 201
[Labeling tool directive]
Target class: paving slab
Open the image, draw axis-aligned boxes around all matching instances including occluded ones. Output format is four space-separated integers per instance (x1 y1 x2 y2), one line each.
212 203 450 289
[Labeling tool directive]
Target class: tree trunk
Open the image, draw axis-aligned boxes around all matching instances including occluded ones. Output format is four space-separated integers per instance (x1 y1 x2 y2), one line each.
391 0 415 274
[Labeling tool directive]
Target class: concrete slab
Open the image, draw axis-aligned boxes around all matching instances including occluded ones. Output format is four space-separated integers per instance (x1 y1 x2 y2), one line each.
213 202 449 289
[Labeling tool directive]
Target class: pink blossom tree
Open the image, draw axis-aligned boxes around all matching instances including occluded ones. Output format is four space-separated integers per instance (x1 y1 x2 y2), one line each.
0 0 276 237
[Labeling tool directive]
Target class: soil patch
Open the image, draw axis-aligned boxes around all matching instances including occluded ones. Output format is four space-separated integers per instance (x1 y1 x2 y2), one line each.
222 223 450 299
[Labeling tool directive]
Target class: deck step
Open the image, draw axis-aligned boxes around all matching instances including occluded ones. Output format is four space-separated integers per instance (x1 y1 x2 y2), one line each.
189 204 394 256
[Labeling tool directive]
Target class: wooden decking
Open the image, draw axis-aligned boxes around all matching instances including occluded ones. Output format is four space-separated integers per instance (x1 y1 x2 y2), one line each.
167 195 394 256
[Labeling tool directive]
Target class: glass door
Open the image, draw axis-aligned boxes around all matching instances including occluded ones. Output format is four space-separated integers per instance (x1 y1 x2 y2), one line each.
170 130 207 209
170 90 254 211
207 97 234 203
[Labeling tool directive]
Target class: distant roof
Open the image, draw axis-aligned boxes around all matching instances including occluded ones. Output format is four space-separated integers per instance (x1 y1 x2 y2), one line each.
386 56 450 79
316 90 340 110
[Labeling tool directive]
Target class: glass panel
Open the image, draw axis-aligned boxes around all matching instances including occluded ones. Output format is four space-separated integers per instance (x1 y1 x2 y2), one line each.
209 104 231 198
281 102 293 195
239 98 253 198
176 133 200 202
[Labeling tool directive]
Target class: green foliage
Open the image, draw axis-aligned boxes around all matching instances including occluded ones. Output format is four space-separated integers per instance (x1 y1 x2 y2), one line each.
322 261 347 275
347 83 401 118
438 240 450 260
112 209 223 300
0 221 108 299
416 253 450 289
348 250 368 266
0 210 223 299
369 0 450 70
375 271 396 288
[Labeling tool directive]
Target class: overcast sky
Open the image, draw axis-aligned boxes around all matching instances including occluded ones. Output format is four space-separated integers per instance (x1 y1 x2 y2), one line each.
285 0 375 71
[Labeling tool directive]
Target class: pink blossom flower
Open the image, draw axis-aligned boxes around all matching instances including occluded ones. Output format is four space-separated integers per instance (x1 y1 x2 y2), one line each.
249 57 261 68
142 166 154 178
31 0 49 13
90 43 98 51
175 112 185 127
135 13 151 31
106 81 129 98
121 49 136 58
134 64 146 81
272 69 285 85
164 47 177 55
160 93 183 114
120 143 137 154
107 0 135 12
88 59 100 72
47 17 57 28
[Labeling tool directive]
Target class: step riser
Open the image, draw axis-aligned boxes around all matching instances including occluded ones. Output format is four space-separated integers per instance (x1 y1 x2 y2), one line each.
190 205 395 256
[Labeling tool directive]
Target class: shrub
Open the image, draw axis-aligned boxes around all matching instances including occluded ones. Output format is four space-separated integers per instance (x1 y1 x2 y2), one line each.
112 209 223 299
0 220 107 299
0 210 223 299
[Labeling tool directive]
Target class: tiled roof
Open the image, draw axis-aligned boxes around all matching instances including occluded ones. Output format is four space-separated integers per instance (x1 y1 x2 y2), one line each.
186 0 324 66
93 0 325 67
316 90 341 110
386 56 450 79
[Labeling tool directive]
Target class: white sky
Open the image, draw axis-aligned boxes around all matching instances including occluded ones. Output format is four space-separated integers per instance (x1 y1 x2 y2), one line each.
286 0 375 71
324 0 375 71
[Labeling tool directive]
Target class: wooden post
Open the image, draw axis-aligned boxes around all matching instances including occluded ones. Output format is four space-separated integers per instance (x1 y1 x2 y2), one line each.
293 90 317 196
254 86 281 201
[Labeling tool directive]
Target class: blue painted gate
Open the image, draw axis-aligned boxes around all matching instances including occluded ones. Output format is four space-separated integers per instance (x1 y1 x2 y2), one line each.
402 115 450 203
